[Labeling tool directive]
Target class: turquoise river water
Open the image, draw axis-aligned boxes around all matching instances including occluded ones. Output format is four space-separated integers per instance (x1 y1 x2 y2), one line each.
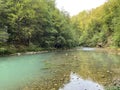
0 48 120 90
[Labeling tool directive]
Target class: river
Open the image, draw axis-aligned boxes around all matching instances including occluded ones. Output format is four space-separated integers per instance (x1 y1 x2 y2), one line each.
0 48 120 90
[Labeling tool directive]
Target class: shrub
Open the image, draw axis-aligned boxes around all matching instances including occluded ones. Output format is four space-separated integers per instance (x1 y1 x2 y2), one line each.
0 47 14 55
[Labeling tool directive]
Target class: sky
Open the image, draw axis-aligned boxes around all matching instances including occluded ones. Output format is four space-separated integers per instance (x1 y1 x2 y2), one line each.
55 0 107 16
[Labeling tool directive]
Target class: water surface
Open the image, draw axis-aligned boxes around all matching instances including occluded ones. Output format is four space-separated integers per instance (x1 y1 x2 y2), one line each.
0 48 120 90
0 53 52 90
59 72 104 90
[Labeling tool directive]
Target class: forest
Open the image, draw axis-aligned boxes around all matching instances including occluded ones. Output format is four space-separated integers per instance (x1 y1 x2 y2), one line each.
0 0 120 55
72 0 120 48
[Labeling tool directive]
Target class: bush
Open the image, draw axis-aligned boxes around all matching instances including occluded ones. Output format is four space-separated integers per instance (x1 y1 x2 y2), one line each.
0 47 14 55
112 33 120 47
26 43 38 51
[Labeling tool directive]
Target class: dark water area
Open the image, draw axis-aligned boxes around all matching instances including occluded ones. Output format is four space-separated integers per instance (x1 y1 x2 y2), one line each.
0 48 120 90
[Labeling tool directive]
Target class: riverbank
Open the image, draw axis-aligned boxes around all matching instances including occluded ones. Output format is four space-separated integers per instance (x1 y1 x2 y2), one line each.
106 47 120 55
95 47 120 55
0 47 120 56
0 46 56 56
0 46 120 56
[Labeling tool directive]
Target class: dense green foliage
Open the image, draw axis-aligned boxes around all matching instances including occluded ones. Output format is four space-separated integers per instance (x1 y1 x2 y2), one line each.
0 0 120 55
72 0 120 47
0 0 79 55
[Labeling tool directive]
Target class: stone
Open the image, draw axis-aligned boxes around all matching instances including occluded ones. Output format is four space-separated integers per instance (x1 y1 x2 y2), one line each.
101 75 105 78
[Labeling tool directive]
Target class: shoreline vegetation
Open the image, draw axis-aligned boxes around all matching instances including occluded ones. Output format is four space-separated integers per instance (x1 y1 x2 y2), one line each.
0 0 120 56
0 46 120 56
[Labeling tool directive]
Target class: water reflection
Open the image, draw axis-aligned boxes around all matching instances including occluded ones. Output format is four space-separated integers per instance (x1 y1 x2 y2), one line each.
77 47 95 51
45 50 120 89
59 72 104 90
0 49 120 90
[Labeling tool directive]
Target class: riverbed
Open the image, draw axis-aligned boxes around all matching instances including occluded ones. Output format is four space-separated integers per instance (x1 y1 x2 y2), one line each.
0 48 120 90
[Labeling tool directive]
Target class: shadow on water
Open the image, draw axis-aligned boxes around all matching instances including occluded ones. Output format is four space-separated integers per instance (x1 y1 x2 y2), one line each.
59 72 104 90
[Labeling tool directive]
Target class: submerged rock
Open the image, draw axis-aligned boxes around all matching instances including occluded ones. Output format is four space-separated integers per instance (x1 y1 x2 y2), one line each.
101 75 105 78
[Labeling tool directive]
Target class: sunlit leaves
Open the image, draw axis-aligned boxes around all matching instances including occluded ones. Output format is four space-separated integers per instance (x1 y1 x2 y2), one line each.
72 0 120 47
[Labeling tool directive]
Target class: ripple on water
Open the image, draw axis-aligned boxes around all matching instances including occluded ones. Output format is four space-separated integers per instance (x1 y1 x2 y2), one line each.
59 72 104 90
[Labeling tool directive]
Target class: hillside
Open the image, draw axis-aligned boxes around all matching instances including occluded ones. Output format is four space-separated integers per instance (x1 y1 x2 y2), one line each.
0 0 120 55
71 0 120 47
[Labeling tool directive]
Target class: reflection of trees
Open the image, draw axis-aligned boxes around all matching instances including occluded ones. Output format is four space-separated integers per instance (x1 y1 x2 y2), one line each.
46 51 120 86
72 51 120 85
